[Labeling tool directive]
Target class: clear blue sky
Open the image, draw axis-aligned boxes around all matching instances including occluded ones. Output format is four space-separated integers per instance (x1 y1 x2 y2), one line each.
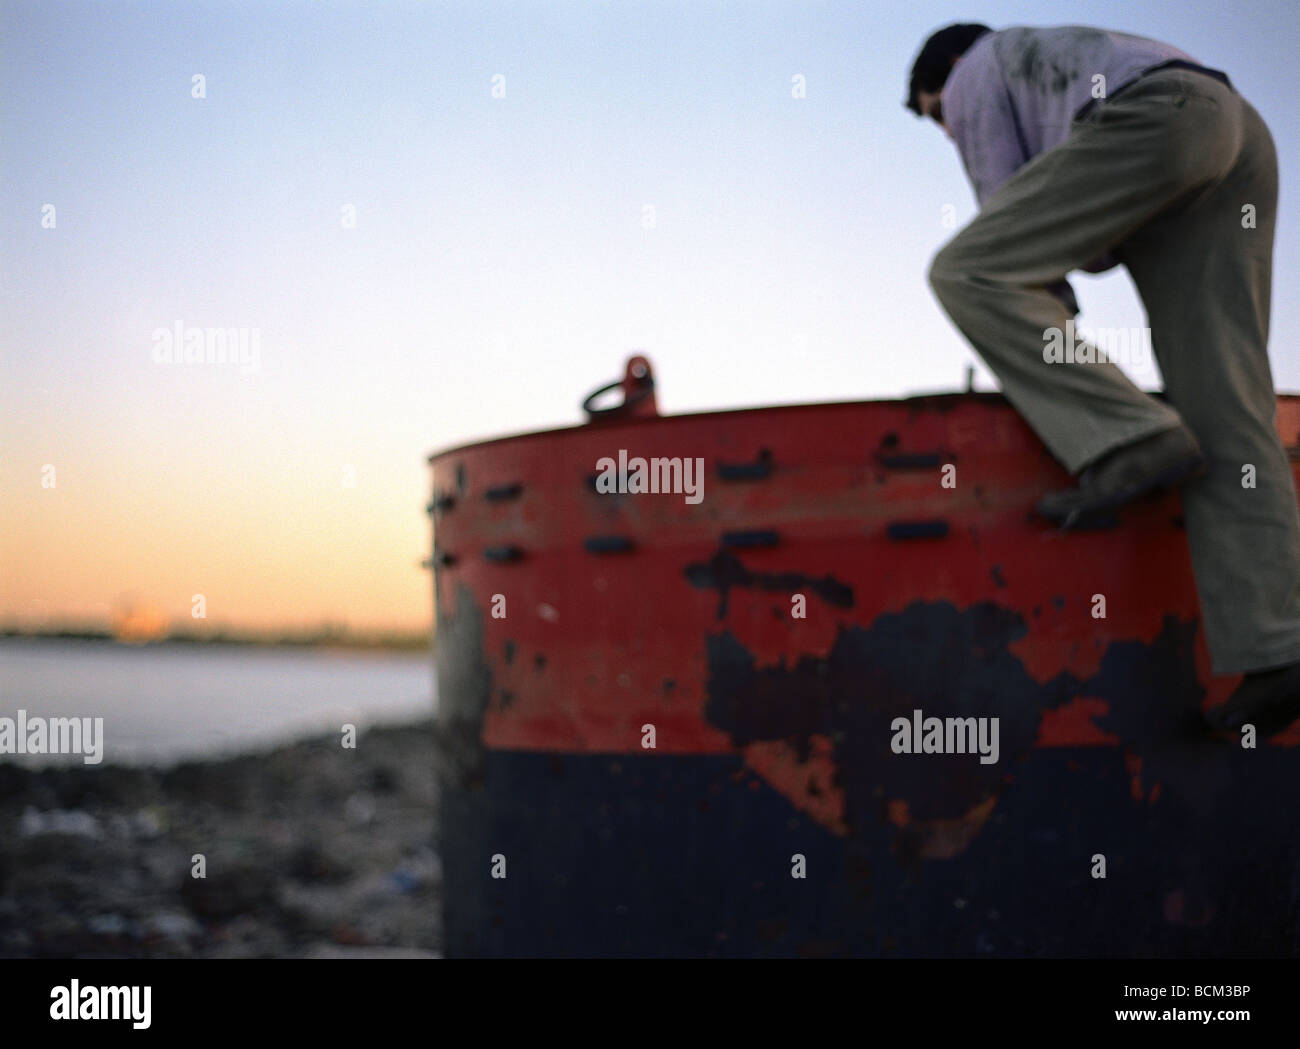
3 0 1299 629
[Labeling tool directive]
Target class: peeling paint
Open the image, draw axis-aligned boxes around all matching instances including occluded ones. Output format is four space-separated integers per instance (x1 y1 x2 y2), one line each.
685 550 853 619
702 600 1073 854
435 582 491 788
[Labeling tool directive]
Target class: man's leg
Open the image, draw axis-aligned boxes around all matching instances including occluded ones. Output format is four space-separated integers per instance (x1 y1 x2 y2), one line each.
929 67 1300 730
927 69 1249 474
1116 88 1300 687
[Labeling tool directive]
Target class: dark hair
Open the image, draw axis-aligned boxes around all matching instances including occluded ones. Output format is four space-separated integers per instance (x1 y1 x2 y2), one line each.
905 23 993 115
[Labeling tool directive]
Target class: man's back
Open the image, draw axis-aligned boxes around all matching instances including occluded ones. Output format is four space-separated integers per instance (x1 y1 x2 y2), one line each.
945 26 1196 204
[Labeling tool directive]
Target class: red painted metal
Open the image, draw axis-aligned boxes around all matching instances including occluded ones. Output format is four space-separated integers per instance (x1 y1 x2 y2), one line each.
429 356 1300 846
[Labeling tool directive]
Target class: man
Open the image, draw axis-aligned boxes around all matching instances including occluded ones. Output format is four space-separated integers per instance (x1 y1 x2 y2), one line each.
908 23 1300 735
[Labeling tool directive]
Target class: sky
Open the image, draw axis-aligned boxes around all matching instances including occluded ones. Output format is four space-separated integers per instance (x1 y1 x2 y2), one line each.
3 0 1299 634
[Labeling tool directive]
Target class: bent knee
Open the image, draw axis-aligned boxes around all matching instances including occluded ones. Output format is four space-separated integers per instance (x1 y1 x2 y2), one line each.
927 240 970 298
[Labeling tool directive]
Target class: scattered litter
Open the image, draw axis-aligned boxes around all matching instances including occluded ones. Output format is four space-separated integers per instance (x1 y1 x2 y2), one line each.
145 910 202 943
344 792 375 825
88 913 141 939
132 807 166 839
19 806 102 839
387 870 421 894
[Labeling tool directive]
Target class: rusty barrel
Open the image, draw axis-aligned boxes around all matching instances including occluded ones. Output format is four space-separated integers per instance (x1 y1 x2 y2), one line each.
427 357 1300 957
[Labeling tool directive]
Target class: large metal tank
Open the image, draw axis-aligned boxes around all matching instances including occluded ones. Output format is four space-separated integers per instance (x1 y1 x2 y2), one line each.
427 356 1300 957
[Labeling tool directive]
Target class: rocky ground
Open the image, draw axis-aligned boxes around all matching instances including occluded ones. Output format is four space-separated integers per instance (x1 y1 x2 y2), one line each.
0 722 441 958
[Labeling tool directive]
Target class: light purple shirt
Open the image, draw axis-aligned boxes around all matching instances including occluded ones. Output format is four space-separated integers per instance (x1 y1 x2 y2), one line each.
944 26 1197 207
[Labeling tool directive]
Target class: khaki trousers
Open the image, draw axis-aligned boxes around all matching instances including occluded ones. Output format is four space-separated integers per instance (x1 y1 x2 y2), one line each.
928 67 1300 674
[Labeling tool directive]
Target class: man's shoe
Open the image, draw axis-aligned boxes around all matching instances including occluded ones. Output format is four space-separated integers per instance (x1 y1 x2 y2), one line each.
1036 426 1207 530
1205 662 1300 737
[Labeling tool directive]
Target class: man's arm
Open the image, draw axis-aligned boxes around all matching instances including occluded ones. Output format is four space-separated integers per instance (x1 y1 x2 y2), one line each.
943 47 1029 210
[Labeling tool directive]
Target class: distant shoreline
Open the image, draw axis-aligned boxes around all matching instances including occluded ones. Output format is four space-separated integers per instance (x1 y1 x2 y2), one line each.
0 628 432 653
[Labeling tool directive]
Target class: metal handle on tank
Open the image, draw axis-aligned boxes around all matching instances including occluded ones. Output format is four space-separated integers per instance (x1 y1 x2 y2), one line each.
581 355 659 421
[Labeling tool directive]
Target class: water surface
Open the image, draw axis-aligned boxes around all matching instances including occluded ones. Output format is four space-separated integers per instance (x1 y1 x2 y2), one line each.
0 638 435 767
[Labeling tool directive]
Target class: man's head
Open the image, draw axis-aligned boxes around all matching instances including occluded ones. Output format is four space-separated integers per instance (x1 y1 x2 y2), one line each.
906 23 993 127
